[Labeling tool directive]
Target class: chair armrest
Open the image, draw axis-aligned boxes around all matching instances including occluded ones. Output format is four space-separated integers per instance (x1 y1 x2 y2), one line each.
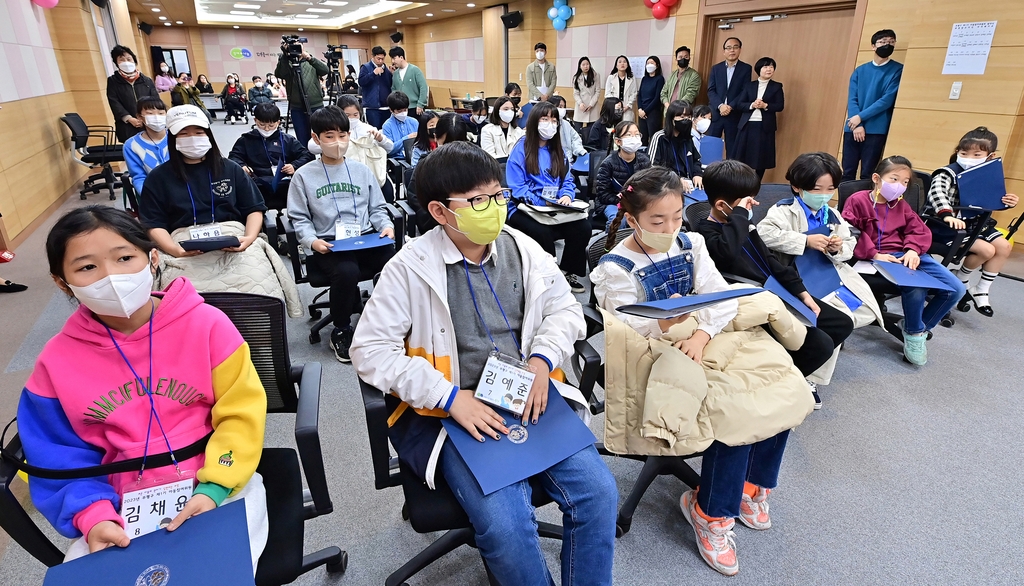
292 362 333 518
358 379 401 490
279 215 307 283
385 203 406 251
582 304 604 339
572 339 604 415
0 435 65 567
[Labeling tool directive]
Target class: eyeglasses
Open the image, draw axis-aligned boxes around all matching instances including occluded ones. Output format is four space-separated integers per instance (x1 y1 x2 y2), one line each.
449 189 510 211
724 45 741 51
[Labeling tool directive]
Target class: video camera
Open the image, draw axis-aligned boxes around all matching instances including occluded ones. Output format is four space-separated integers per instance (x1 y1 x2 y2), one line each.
281 35 307 61
323 44 345 66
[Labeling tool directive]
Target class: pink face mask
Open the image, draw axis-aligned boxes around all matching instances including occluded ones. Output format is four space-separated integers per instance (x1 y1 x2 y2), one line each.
879 180 906 202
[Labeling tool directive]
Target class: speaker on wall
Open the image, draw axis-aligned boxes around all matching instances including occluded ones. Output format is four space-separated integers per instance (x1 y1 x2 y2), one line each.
500 11 523 29
138 22 153 35
390 31 403 44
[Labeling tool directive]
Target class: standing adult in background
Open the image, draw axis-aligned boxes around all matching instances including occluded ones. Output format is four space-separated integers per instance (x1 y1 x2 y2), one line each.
275 40 329 145
106 45 159 143
526 42 557 102
638 56 665 146
389 47 428 117
359 46 393 129
735 57 785 180
706 37 752 156
841 29 902 181
660 46 700 110
605 56 638 122
154 62 176 93
572 57 601 128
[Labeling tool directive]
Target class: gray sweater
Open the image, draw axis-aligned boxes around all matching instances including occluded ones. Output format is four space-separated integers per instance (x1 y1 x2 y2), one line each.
287 157 393 252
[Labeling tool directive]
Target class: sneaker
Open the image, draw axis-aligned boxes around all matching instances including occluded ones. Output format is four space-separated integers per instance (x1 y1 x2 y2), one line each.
330 327 353 363
564 272 585 294
0 280 28 293
807 380 821 410
738 486 772 530
680 490 739 576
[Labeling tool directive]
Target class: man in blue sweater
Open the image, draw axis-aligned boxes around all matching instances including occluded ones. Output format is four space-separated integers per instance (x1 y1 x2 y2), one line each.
359 46 393 130
842 29 903 181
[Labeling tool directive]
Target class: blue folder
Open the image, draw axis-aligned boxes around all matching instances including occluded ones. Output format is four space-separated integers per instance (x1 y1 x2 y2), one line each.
957 158 1008 212
685 188 709 203
44 500 253 586
700 136 724 165
327 233 395 252
872 260 957 291
794 226 842 299
763 275 817 326
616 287 763 320
442 384 597 495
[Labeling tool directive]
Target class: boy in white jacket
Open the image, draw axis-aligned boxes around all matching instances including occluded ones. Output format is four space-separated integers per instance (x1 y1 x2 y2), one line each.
350 142 617 586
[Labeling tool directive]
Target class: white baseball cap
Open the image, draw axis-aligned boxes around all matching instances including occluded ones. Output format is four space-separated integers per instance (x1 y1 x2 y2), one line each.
166 105 210 135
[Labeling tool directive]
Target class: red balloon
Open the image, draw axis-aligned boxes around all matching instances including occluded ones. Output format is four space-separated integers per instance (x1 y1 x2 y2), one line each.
661 0 678 6
32 0 59 8
652 3 669 18
643 0 656 7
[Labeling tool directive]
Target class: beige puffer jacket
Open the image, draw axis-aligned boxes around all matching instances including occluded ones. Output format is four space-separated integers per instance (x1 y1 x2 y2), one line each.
602 290 815 456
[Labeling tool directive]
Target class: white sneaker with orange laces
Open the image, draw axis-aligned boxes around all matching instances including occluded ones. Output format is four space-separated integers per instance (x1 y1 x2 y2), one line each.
738 486 772 530
680 489 739 576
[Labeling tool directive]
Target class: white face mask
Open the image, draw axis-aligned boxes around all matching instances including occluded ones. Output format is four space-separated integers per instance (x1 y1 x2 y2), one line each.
67 260 154 319
557 107 567 119
645 63 657 74
538 120 558 140
318 139 349 159
255 81 263 88
473 115 487 124
620 136 642 154
348 117 362 134
695 118 711 134
307 137 322 155
118 61 136 74
175 135 212 159
394 111 408 122
160 65 169 73
499 109 515 124
956 156 985 170
256 125 278 138
144 114 167 132
536 51 545 61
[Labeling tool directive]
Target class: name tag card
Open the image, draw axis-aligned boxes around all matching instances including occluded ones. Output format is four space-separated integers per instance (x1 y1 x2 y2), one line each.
474 353 536 416
541 186 559 201
335 220 362 240
120 478 194 539
188 223 222 240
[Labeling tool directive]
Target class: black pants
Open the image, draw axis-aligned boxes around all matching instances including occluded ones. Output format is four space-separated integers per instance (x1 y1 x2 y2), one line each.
710 115 740 158
781 298 854 378
506 211 590 277
365 108 390 130
306 244 395 329
639 108 663 146
253 176 291 210
841 132 887 182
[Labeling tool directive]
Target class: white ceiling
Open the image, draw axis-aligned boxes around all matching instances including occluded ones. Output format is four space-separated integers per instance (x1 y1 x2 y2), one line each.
193 0 415 28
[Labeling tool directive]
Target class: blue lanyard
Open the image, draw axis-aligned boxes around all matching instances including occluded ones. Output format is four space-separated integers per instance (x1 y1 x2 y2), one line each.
461 254 524 360
321 160 360 226
184 171 216 226
873 199 891 253
103 300 179 479
261 134 286 168
634 233 679 296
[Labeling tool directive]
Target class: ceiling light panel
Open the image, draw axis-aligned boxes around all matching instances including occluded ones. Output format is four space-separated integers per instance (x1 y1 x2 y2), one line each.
233 3 260 8
306 7 331 12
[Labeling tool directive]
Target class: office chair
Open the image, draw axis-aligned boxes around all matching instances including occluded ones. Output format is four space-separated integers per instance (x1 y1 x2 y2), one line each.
121 174 140 219
0 293 346 585
60 113 124 201
684 200 711 231
751 184 797 225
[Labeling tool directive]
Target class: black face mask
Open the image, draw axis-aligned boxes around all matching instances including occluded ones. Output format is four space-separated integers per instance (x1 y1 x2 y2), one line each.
674 119 692 135
875 44 895 58
510 96 521 106
612 110 623 123
677 58 690 69
427 128 437 138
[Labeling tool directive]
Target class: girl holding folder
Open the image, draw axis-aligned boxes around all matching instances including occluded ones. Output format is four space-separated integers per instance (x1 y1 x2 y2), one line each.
842 156 966 365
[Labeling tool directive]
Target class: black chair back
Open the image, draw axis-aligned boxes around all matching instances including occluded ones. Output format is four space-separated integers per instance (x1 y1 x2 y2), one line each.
122 174 140 218
586 228 634 274
584 151 608 203
60 114 91 149
837 179 874 212
914 169 932 196
403 137 415 162
497 162 508 188
752 184 795 225
685 201 711 231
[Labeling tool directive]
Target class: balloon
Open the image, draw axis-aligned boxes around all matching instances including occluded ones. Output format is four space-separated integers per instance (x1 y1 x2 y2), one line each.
31 0 59 8
643 0 656 7
661 0 678 6
554 0 567 6
557 5 572 20
552 17 567 31
547 6 559 20
652 3 669 19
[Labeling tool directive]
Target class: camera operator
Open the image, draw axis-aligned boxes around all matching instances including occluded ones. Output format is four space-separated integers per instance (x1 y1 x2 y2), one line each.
275 36 329 144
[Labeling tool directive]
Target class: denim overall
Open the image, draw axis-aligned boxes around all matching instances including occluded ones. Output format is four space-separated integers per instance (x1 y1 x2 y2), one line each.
599 234 695 301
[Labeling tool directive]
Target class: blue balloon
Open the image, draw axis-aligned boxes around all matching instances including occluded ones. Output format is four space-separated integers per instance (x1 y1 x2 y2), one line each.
557 5 572 20
553 0 567 6
547 6 559 20
552 17 566 31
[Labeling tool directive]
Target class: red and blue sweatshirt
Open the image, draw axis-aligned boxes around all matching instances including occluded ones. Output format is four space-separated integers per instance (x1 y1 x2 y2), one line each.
17 277 267 540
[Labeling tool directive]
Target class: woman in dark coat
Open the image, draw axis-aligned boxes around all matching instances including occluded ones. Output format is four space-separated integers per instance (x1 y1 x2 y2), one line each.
105 45 159 143
735 57 785 180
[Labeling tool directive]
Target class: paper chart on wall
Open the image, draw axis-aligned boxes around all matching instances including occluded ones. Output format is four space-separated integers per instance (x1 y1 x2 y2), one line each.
942 21 997 75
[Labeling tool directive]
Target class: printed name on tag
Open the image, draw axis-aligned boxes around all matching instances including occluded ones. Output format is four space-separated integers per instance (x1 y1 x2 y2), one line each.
474 353 536 416
335 221 362 240
541 186 559 202
120 477 194 539
189 223 222 240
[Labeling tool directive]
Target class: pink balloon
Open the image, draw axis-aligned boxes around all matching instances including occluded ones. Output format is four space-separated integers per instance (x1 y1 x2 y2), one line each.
652 3 669 19
661 0 678 6
32 0 59 8
643 0 656 7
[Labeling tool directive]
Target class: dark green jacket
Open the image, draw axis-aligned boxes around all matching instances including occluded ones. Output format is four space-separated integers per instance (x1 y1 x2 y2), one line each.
275 54 330 110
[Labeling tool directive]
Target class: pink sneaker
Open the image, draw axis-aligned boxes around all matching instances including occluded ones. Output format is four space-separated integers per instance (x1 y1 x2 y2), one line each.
738 486 772 530
680 490 739 576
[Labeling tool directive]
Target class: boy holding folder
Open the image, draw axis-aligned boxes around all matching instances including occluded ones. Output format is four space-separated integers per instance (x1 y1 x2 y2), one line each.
288 105 394 363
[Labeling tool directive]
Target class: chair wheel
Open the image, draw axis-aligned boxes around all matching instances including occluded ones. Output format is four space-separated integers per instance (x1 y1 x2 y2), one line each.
940 314 955 328
309 332 321 344
310 309 322 320
109 193 116 201
615 519 631 538
326 551 348 574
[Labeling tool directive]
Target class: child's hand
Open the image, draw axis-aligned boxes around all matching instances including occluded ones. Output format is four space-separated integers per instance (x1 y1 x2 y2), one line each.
806 234 830 252
311 239 334 254
673 330 711 364
798 292 821 316
693 176 703 189
167 494 216 531
826 236 843 253
1003 193 1019 208
737 196 759 211
874 253 900 263
449 389 508 441
87 520 130 553
380 227 395 239
944 216 966 230
657 293 691 332
523 356 551 425
902 250 920 270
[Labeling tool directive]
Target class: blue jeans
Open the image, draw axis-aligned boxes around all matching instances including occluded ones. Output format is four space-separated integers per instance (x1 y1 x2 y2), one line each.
893 252 966 334
602 205 627 233
696 431 790 519
289 106 322 146
441 441 617 586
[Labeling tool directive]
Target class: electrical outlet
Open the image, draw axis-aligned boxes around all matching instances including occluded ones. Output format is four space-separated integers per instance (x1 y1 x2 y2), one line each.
949 81 962 100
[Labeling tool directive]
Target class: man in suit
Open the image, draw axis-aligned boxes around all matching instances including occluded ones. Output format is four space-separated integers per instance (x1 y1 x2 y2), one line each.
359 46 393 129
390 46 428 116
841 29 903 181
706 37 752 157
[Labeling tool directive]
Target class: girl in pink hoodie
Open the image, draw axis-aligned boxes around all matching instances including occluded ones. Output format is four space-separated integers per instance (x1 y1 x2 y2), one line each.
18 206 268 569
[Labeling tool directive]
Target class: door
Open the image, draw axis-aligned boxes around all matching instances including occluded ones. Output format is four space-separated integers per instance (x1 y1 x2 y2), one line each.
703 6 856 183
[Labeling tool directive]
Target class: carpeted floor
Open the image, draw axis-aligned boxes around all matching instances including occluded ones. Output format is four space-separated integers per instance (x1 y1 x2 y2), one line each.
1 121 1023 585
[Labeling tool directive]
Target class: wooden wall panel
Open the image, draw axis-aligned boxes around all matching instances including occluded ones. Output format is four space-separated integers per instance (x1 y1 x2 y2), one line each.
903 4 1024 49
0 172 21 237
50 5 101 53
893 47 1024 115
482 6 507 97
58 50 109 94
